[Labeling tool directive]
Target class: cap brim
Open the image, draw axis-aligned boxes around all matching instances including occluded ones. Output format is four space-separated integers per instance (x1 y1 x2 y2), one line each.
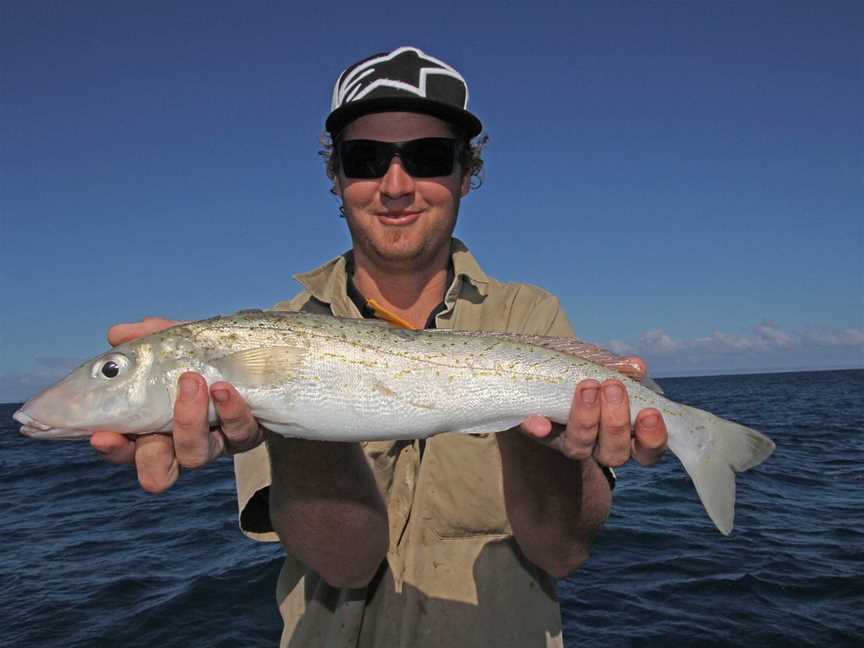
326 96 482 138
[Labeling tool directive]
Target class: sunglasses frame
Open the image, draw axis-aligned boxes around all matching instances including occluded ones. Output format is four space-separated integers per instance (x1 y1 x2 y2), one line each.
337 137 465 179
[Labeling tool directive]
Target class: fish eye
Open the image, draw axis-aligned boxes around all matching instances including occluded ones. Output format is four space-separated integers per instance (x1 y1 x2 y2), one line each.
101 361 120 378
92 353 129 380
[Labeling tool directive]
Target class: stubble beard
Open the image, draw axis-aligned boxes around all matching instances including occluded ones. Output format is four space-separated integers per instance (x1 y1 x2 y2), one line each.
347 212 458 274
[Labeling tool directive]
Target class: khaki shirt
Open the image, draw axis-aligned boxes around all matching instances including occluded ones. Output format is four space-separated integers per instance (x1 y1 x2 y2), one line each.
234 239 575 647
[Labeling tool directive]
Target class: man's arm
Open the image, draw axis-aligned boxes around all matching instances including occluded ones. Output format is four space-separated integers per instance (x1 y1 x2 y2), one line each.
499 371 668 578
265 434 388 588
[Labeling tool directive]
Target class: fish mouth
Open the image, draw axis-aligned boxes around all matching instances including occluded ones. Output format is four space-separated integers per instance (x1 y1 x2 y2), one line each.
13 409 90 440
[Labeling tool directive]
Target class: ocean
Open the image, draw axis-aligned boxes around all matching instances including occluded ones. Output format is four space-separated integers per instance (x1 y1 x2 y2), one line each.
2 369 862 647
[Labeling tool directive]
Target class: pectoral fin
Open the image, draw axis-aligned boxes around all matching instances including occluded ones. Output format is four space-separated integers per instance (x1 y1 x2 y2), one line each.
212 346 305 388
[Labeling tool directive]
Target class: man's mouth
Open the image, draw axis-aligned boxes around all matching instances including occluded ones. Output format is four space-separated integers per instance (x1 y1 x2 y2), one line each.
377 210 422 224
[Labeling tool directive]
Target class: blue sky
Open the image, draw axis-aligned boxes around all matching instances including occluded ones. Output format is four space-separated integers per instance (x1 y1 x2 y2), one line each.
1 1 862 402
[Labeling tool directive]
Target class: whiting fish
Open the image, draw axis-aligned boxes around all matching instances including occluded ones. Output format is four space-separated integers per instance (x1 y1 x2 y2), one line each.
14 310 775 535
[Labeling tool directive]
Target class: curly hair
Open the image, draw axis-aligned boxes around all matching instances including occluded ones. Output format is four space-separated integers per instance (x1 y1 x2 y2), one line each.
319 130 488 195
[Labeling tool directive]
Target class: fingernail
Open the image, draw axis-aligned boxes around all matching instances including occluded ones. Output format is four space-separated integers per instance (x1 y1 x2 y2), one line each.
641 413 659 429
179 377 198 398
581 387 599 404
603 384 624 404
212 389 229 404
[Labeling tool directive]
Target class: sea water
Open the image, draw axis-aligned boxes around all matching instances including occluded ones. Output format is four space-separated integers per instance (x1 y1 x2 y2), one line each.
2 370 862 646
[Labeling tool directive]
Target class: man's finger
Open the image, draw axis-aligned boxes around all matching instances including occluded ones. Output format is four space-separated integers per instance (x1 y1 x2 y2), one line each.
173 372 218 469
210 382 263 453
618 356 647 382
632 408 668 466
519 415 555 440
107 317 181 346
134 434 180 493
560 380 602 460
90 431 136 464
592 380 632 467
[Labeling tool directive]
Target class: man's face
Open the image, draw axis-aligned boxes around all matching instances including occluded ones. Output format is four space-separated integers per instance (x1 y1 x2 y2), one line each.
334 111 470 272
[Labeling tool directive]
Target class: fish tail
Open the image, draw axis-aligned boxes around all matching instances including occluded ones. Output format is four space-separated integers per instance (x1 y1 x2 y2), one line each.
668 406 775 535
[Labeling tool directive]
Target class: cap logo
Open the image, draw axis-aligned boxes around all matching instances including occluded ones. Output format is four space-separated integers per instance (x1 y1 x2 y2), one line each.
331 46 469 110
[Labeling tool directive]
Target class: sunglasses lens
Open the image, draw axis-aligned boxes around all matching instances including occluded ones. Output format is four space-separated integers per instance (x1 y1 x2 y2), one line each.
402 139 457 177
339 139 460 179
339 140 391 179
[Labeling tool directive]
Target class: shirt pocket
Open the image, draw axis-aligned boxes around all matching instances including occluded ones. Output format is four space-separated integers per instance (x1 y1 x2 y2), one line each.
420 433 511 539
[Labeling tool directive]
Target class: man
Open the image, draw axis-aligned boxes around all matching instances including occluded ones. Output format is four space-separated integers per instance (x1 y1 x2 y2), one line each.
92 46 668 647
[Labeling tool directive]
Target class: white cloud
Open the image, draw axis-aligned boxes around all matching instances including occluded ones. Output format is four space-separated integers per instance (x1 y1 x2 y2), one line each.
640 329 682 352
804 328 864 347
756 320 794 348
607 339 635 355
698 330 766 352
601 321 864 375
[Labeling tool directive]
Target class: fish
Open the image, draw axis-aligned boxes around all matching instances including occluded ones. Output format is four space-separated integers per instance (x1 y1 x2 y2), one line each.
13 309 775 535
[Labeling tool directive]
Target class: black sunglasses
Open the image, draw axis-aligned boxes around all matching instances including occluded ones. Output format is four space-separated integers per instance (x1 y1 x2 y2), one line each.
338 138 464 179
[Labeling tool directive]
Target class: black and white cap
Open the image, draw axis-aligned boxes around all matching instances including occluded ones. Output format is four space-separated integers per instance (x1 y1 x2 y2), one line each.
326 46 483 138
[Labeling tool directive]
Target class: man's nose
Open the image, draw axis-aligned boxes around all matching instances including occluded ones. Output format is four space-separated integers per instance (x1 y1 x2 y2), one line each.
379 156 414 198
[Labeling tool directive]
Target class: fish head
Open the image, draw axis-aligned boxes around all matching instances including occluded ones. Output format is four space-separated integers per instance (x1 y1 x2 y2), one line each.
14 341 173 440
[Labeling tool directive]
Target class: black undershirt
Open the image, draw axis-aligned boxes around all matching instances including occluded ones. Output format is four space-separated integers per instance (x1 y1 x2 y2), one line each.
344 253 453 330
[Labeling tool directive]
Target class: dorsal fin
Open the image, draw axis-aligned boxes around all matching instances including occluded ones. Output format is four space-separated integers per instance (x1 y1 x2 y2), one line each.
433 330 664 394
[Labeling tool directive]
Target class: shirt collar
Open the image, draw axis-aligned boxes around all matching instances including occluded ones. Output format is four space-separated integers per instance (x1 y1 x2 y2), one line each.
449 237 490 297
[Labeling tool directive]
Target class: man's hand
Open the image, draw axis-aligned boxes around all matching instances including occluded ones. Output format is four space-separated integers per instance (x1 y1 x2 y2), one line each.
519 356 668 467
499 356 668 576
89 317 263 493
